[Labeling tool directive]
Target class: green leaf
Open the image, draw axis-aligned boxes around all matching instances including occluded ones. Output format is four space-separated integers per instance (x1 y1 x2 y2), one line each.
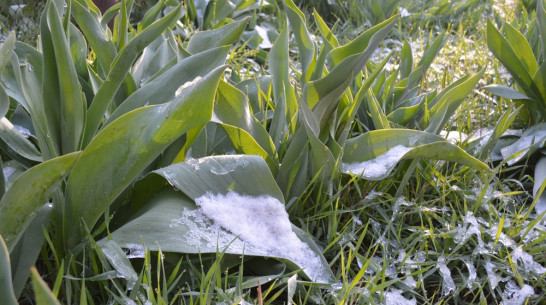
285 0 315 82
186 18 249 54
504 22 538 76
108 155 334 283
0 117 41 162
70 0 117 74
10 204 52 298
400 41 413 79
343 129 490 180
533 156 546 214
387 103 420 126
313 8 338 48
0 31 16 75
501 123 546 165
45 1 86 154
269 27 291 149
65 67 224 249
537 0 546 61
327 15 397 67
83 4 183 146
213 81 277 171
139 0 166 30
30 267 61 305
487 20 537 100
425 69 484 134
0 235 17 305
107 46 230 124
483 85 531 100
366 89 390 129
0 152 81 252
304 15 397 110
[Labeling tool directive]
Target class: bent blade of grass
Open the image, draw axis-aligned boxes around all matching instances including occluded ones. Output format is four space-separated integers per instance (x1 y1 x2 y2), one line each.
0 151 81 252
83 4 183 147
65 67 224 249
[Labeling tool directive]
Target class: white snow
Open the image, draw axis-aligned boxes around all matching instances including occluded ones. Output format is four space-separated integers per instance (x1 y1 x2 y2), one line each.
171 191 330 283
209 156 249 175
437 256 455 295
462 259 477 288
175 76 202 97
454 212 483 246
13 125 31 138
2 166 15 180
255 25 273 49
502 128 546 165
502 281 534 305
125 244 145 259
385 289 416 305
398 8 411 18
342 145 411 179
485 261 500 289
511 246 546 275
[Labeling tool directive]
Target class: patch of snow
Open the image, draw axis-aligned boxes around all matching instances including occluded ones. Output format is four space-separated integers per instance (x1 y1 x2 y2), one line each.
13 125 31 138
2 167 15 180
502 128 546 165
175 76 203 97
462 259 477 288
437 256 455 295
454 212 483 245
485 261 500 289
502 281 534 305
511 246 546 275
440 130 467 144
173 191 330 283
209 156 249 175
255 25 273 49
342 145 411 179
385 289 416 305
125 244 145 259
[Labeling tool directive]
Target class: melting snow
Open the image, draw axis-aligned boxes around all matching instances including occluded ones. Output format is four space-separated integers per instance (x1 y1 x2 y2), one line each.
2 166 15 180
385 289 416 305
437 256 455 295
485 261 500 289
511 246 546 275
209 156 249 175
462 259 477 288
454 212 483 246
342 145 411 179
170 191 329 283
14 124 31 138
255 25 273 49
125 244 145 259
502 281 534 305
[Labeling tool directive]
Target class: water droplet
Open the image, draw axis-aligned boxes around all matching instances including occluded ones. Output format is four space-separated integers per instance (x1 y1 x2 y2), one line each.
27 64 33 72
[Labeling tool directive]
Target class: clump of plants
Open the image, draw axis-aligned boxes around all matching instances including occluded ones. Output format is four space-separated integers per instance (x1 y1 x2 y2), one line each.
0 0 545 304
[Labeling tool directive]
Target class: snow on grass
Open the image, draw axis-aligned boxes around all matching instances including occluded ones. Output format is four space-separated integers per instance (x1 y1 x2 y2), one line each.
342 145 411 179
385 289 416 305
437 256 455 295
502 281 534 305
171 190 330 283
511 246 546 275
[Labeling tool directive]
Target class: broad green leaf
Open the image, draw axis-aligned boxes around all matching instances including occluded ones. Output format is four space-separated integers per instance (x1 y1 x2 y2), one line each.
483 85 532 100
534 156 546 214
213 81 277 169
0 152 81 252
366 89 390 129
417 33 445 75
46 1 86 154
10 204 52 297
504 22 538 76
537 0 546 61
65 67 224 249
425 70 484 134
0 31 15 75
327 15 397 67
501 123 546 165
532 61 546 115
304 16 397 110
487 20 537 100
131 35 177 88
68 23 88 78
0 85 10 122
387 103 420 126
83 4 183 146
98 239 138 284
269 27 290 149
235 76 271 113
186 18 249 54
139 0 166 30
109 155 334 283
400 41 413 79
71 0 117 74
313 9 338 48
0 235 17 305
203 0 237 28
285 0 315 82
30 267 61 305
475 105 521 160
107 46 230 124
343 129 490 180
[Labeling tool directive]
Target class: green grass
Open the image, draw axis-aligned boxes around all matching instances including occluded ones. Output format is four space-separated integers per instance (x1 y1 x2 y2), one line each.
0 0 545 304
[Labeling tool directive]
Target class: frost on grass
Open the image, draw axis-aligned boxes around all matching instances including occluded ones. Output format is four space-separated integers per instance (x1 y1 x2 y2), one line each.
454 212 484 247
502 281 534 305
170 191 329 283
385 289 416 305
437 256 455 295
342 145 411 179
